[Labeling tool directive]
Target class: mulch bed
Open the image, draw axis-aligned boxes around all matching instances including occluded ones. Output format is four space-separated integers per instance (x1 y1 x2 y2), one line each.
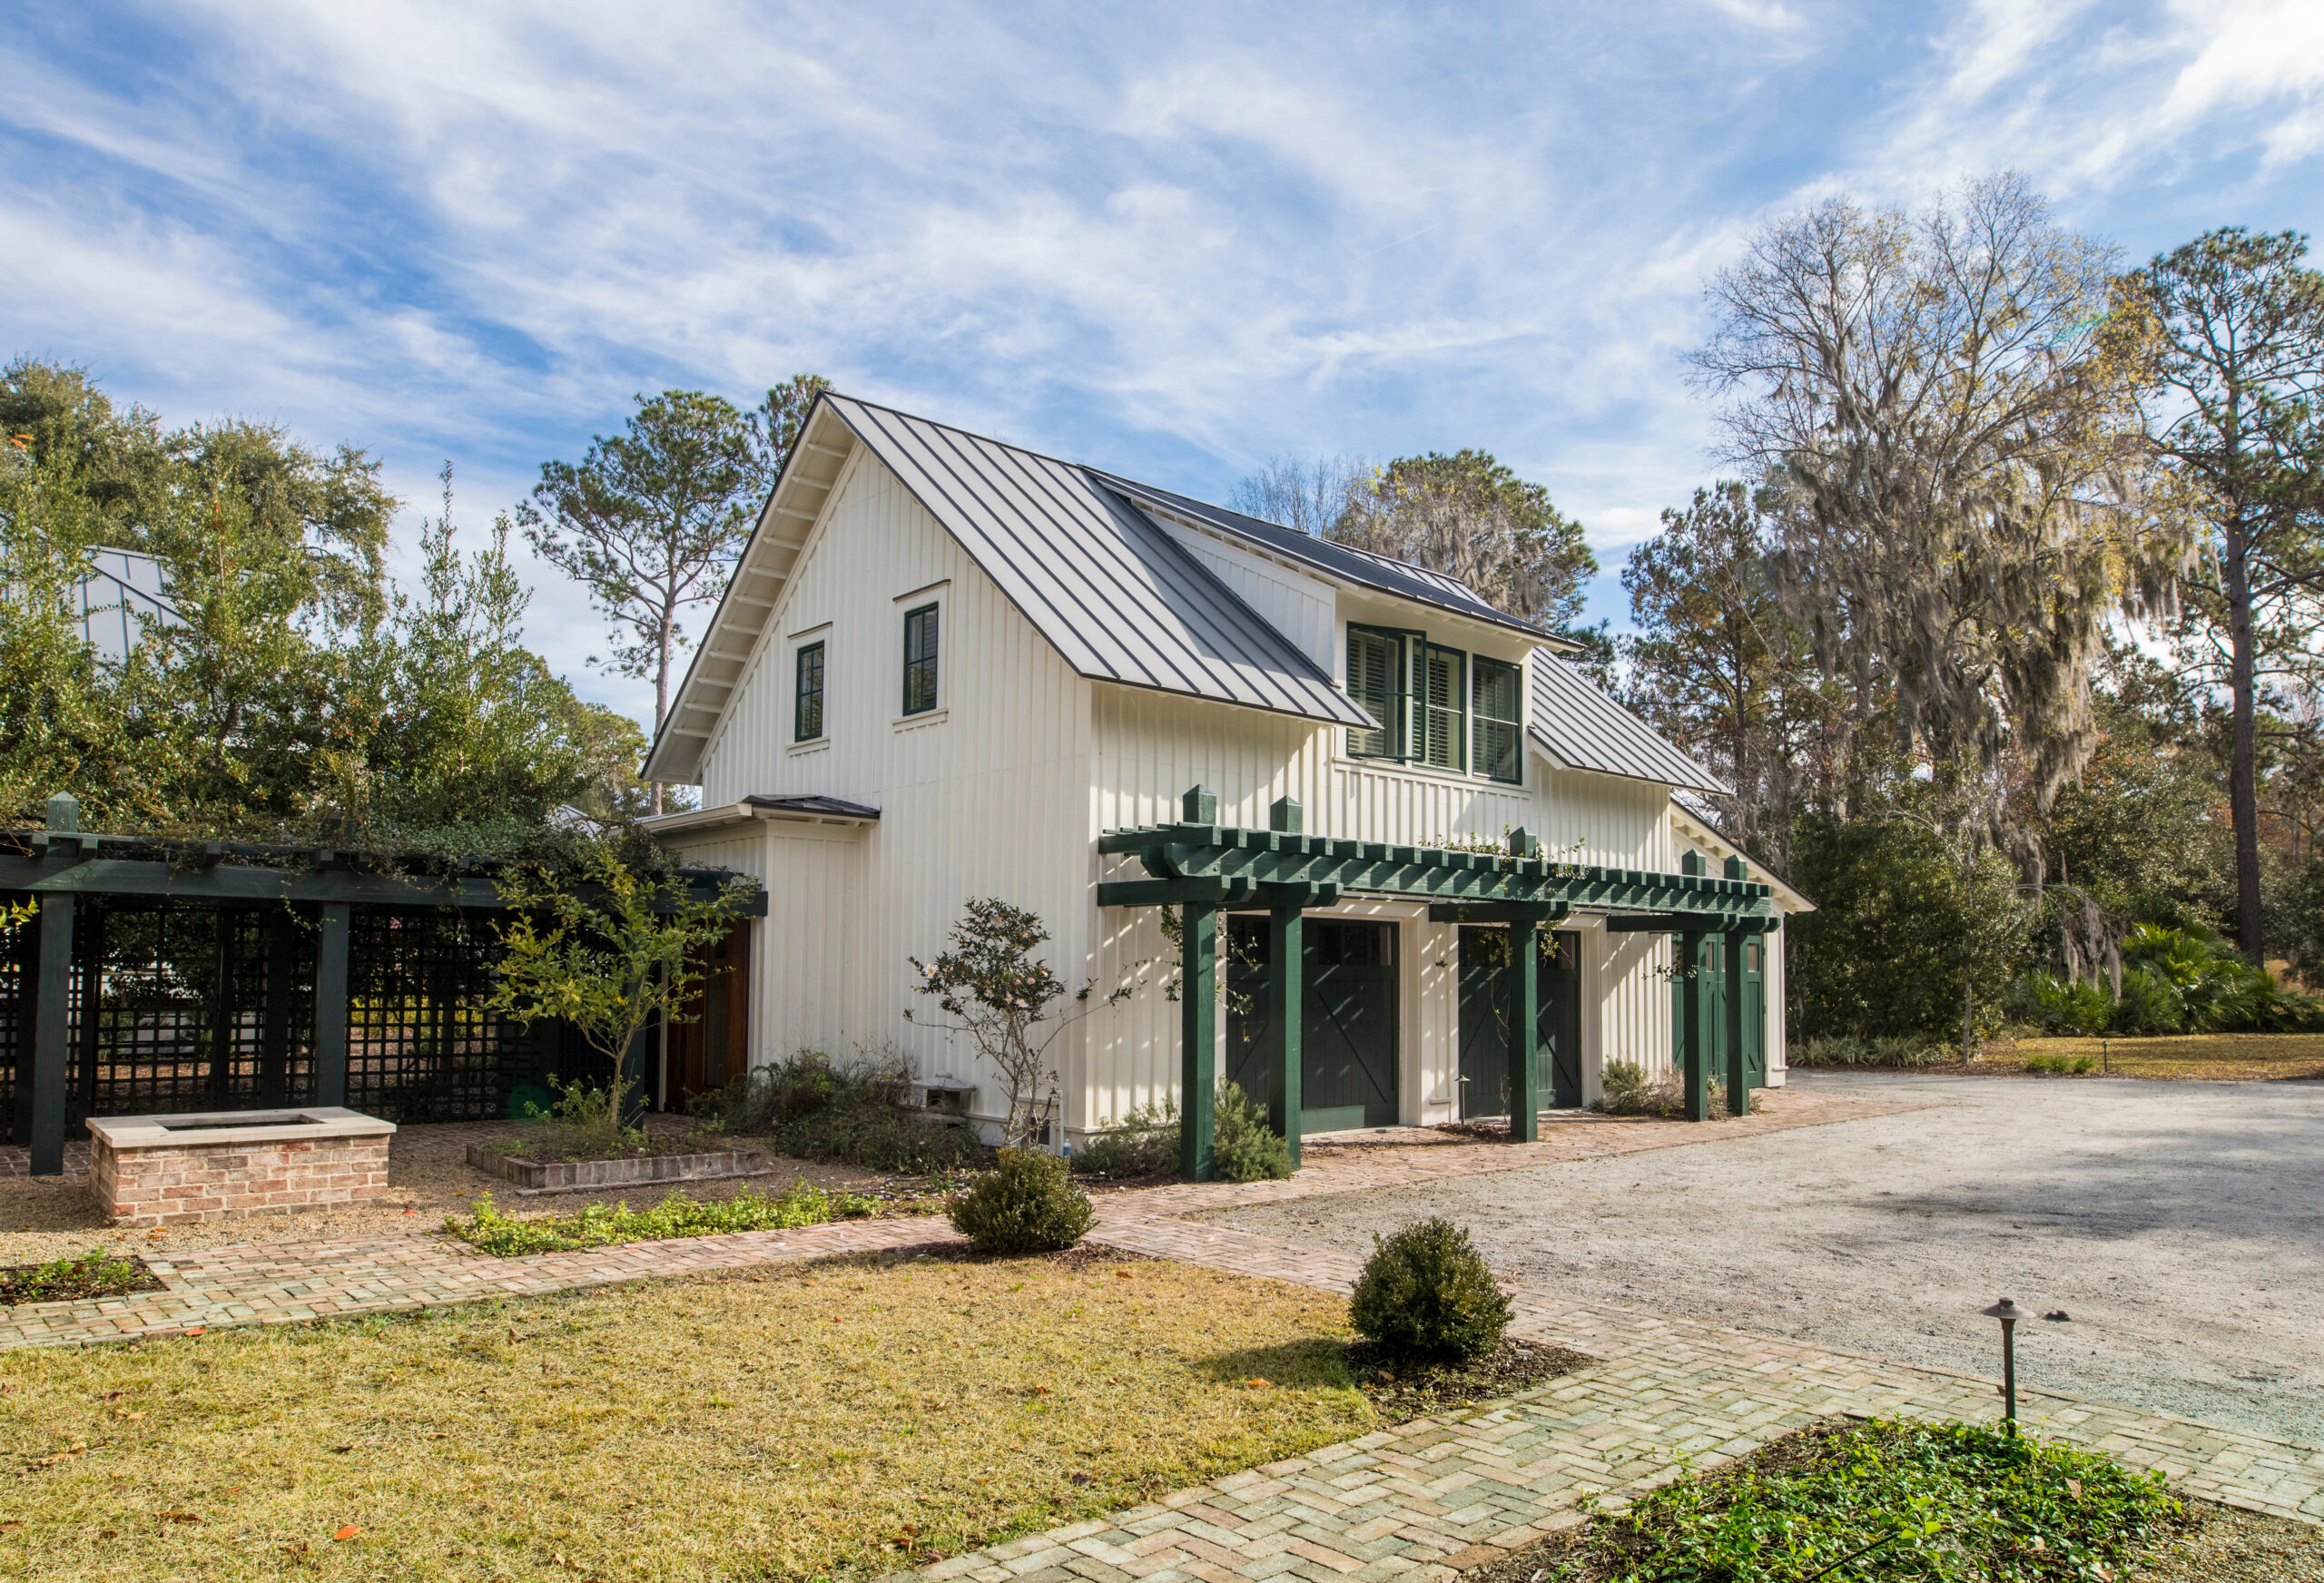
2131 1499 2324 1581
0 1249 167 1306
1345 1336 1594 1422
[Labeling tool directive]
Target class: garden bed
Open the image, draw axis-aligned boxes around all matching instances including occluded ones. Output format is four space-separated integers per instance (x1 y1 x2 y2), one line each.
1344 1336 1591 1421
439 1180 877 1254
0 1244 1386 1582
0 1247 166 1306
1465 1417 2185 1583
463 1141 769 1194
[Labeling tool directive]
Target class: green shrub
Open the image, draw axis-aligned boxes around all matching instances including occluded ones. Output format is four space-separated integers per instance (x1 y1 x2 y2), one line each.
1348 1217 1512 1361
1071 1100 1179 1177
700 1050 988 1175
1593 1057 1682 1116
1213 1081 1293 1182
1787 1034 1948 1069
2007 971 2113 1035
2025 1053 2098 1075
950 1147 1094 1254
443 1180 873 1256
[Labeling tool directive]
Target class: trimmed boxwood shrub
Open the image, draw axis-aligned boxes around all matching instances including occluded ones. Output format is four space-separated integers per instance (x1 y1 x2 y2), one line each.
1350 1216 1512 1360
950 1147 1094 1254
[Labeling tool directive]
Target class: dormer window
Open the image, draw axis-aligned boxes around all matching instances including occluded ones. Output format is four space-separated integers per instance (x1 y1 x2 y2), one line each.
1348 625 1523 785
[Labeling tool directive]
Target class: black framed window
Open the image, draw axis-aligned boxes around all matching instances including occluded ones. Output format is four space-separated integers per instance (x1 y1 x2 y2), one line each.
793 641 825 742
1472 656 1522 783
901 604 940 714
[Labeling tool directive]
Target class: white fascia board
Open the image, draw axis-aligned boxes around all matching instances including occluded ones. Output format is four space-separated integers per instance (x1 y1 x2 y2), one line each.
1668 801 1815 914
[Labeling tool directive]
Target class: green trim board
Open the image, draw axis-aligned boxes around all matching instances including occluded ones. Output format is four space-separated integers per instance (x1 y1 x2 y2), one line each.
0 857 769 917
1097 822 1773 921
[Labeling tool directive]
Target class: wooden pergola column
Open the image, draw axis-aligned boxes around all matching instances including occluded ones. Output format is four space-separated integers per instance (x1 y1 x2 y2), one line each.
1677 851 1709 1122
1266 796 1305 1170
313 901 351 1107
1178 785 1220 1182
1723 856 1751 1119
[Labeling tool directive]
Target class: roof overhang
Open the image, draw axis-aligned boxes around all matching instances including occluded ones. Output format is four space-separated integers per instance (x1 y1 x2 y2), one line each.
642 794 881 841
643 400 863 786
1667 801 1815 914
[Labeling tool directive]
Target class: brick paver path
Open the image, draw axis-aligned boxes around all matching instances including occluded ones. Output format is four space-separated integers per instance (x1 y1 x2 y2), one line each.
5 1084 2317 1579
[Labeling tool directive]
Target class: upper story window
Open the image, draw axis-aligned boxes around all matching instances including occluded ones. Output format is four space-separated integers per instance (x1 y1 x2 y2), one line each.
1347 624 1523 785
901 603 940 715
793 640 825 742
1472 656 1521 784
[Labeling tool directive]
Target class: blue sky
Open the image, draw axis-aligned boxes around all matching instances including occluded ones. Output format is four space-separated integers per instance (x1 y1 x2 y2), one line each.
4 1 2321 733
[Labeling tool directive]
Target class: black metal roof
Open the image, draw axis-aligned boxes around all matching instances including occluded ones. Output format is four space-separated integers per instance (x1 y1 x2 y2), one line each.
1526 654 1728 794
744 794 882 820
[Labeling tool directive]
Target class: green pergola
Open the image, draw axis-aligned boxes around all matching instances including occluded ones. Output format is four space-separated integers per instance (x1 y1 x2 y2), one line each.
1098 785 1777 1180
3 795 764 1177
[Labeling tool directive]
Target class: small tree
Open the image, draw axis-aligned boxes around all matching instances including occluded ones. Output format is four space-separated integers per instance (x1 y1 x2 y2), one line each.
907 898 1130 1147
487 841 753 1142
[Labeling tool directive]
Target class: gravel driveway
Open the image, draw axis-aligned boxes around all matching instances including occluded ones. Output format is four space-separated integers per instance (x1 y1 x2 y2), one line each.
1211 1071 2324 1445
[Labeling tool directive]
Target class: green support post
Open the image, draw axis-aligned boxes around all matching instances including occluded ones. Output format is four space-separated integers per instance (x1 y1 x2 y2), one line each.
1180 899 1217 1181
1269 795 1304 1169
314 901 351 1108
1679 928 1709 1121
1723 857 1750 1118
1507 916 1540 1142
28 893 74 1176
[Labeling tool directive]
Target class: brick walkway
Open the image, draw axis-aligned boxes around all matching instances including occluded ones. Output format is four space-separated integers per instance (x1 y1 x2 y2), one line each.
5 1084 2317 1577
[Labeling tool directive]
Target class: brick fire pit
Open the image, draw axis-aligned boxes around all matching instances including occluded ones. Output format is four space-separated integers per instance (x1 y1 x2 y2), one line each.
87 1107 397 1228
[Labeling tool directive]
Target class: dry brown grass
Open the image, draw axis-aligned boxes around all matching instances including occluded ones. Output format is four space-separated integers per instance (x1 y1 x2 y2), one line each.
1987 1033 2324 1081
0 1248 1374 1582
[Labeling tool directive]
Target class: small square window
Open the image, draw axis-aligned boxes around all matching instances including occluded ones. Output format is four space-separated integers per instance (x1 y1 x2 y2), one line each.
901 604 940 715
793 641 825 742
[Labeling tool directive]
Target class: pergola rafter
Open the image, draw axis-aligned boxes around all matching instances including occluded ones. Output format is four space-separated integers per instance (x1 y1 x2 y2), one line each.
1099 786 1780 1179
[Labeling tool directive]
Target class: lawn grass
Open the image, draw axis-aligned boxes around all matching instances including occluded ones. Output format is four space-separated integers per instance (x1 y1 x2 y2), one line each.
1996 1032 2324 1081
0 1248 1376 1582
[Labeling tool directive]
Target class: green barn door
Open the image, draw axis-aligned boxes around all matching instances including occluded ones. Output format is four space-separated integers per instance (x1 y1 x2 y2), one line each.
1458 927 1583 1117
1742 935 1767 1086
1227 919 1400 1134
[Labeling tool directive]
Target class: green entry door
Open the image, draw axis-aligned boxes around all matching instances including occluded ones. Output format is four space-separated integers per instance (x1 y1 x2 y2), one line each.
1226 919 1400 1133
1456 928 1582 1117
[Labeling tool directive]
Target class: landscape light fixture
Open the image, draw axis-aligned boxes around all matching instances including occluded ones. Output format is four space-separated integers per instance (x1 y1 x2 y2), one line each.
1982 1297 2024 1427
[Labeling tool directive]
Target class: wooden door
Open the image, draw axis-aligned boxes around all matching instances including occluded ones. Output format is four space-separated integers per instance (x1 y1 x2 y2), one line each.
668 920 751 1111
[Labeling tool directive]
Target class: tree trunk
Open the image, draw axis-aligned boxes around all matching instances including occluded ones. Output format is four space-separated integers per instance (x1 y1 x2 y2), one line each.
652 597 675 818
2226 519 2265 962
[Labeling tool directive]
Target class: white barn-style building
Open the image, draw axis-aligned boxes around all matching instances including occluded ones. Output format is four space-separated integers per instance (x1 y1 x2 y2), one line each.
641 393 1809 1176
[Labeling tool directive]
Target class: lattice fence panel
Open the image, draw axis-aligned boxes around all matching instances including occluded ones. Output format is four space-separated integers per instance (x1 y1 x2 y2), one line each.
347 909 536 1122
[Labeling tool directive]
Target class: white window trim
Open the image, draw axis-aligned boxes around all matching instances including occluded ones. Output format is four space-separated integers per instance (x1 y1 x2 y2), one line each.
896 584 948 722
789 624 832 748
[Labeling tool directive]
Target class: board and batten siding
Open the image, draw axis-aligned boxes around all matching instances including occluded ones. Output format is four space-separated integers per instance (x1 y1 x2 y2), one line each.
671 453 1098 1129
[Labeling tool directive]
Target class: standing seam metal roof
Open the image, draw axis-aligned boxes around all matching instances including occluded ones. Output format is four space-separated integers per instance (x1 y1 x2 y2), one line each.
1094 475 1561 644
828 396 1373 729
1527 653 1729 795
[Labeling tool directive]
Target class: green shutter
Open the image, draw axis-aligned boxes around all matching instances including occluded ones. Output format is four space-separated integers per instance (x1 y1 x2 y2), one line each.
1423 646 1465 771
1346 627 1403 758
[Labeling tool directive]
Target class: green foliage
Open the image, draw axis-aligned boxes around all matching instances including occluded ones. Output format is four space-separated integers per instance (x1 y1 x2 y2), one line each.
1212 1080 1293 1182
1071 1099 1180 1178
702 1050 988 1175
0 1246 146 1304
949 1147 1094 1254
1560 1419 2177 1582
910 898 1130 1148
517 389 770 744
1787 1035 1950 1069
442 1182 871 1256
1787 808 2034 1043
1593 1057 1684 1116
486 841 753 1134
0 363 650 844
1329 449 1597 631
2005 972 2114 1036
2107 923 2323 1034
2025 1054 2099 1075
1348 1217 1512 1362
